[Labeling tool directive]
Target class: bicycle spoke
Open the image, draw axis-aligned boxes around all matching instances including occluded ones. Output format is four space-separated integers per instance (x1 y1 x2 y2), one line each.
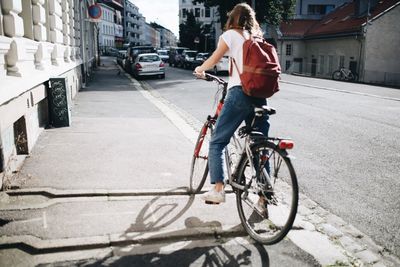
189 123 212 193
236 142 298 244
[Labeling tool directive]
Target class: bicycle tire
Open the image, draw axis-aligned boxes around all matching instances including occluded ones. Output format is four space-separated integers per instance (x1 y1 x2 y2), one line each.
189 122 213 193
235 141 298 245
332 70 342 80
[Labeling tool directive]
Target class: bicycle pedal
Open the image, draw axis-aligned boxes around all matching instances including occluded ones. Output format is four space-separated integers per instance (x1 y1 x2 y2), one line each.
205 200 220 205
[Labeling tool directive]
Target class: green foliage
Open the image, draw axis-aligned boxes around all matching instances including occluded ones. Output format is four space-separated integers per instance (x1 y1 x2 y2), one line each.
179 12 214 51
179 12 202 49
192 0 296 28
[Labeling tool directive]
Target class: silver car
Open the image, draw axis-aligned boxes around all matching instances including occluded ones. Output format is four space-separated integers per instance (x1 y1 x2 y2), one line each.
131 53 165 79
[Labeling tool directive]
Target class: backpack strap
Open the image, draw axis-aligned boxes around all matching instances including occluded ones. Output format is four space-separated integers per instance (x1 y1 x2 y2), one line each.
229 30 248 77
229 57 240 77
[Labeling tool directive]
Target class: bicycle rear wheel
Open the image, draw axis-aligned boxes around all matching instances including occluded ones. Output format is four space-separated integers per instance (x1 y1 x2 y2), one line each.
189 122 213 193
236 141 298 245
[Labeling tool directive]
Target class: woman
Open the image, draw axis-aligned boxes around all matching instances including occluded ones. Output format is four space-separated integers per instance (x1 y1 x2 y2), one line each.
194 3 270 204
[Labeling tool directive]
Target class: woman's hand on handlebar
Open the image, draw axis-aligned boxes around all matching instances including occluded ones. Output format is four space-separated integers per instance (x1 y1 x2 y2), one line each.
193 66 206 79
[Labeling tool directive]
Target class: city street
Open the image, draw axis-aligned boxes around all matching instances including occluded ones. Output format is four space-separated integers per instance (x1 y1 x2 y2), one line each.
0 57 399 266
145 64 400 259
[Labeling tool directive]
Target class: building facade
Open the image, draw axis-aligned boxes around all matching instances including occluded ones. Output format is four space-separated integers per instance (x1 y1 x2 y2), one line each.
294 0 351 19
99 3 116 52
155 25 177 48
143 22 160 48
124 0 144 46
178 0 220 50
277 0 400 86
97 0 124 48
0 0 97 188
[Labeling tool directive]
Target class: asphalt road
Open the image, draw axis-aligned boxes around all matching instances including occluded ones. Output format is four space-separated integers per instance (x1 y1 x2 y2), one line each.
144 65 400 258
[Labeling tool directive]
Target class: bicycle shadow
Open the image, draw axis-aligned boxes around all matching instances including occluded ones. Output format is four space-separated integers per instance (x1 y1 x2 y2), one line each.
72 187 271 266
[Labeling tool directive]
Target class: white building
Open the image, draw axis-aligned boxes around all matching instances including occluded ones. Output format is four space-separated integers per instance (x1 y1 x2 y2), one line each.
0 0 97 187
99 3 116 51
178 0 220 50
143 22 160 48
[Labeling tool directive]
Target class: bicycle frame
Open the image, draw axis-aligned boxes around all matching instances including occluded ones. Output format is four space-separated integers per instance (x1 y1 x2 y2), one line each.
194 74 276 192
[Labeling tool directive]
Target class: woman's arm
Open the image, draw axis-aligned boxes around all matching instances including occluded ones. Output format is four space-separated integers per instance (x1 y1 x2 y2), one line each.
194 38 229 76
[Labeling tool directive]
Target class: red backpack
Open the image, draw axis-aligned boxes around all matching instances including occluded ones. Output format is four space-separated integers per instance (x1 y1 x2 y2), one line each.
231 36 281 98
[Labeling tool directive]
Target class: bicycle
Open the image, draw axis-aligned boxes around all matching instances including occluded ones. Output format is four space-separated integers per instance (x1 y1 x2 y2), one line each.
332 68 358 81
189 73 298 245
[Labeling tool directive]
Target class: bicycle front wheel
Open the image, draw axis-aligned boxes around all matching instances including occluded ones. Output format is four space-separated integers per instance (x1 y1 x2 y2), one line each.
189 122 213 193
236 141 298 245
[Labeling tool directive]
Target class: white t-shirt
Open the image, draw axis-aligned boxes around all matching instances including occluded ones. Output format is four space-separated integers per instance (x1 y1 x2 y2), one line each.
220 29 250 89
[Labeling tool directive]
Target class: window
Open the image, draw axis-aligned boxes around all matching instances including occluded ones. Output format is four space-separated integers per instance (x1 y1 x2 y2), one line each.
308 5 335 15
286 44 292 56
205 7 210 17
319 55 324 74
195 8 200 17
328 55 333 74
182 8 187 18
285 60 291 71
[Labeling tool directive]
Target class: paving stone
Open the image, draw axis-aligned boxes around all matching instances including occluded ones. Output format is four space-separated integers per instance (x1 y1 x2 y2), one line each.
341 224 364 239
325 213 347 227
339 236 366 254
314 206 330 217
297 205 313 216
288 230 349 266
355 250 380 264
301 198 318 209
372 262 387 267
307 214 325 225
318 224 343 238
295 218 316 231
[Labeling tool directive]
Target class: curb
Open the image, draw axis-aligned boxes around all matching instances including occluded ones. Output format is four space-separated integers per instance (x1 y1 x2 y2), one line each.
0 225 246 253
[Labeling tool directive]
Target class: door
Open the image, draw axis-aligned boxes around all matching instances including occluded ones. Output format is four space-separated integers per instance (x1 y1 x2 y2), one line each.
311 59 317 76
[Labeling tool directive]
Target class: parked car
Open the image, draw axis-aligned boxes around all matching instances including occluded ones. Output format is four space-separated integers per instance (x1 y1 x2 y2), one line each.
125 46 156 74
116 50 127 67
105 47 119 56
131 53 165 79
210 55 229 74
181 50 198 69
169 47 189 67
157 49 169 62
193 52 209 68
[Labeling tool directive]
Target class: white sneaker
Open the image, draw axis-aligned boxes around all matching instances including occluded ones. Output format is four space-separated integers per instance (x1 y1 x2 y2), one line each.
201 188 226 204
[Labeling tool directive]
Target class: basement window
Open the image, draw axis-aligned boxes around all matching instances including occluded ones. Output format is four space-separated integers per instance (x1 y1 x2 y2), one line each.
13 116 29 155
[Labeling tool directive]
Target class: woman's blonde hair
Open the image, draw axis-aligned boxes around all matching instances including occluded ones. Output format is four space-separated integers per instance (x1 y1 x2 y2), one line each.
224 3 261 35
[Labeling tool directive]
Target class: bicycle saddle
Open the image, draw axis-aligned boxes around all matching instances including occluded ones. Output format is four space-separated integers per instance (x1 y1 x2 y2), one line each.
254 105 276 116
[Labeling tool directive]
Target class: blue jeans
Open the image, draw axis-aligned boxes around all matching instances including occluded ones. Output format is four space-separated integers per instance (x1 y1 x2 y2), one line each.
208 86 270 184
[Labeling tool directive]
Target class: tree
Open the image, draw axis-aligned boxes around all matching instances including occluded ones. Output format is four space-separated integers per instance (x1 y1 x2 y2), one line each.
179 12 202 49
192 0 296 29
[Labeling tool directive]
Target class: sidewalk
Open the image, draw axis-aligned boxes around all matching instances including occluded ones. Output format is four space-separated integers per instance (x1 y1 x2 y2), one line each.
0 58 321 266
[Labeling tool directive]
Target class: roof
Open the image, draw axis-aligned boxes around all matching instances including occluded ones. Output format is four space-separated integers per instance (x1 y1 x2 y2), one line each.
280 0 400 39
279 20 316 38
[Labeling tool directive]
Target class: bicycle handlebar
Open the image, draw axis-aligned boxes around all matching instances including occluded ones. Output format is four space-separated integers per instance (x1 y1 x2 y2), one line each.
193 73 228 88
